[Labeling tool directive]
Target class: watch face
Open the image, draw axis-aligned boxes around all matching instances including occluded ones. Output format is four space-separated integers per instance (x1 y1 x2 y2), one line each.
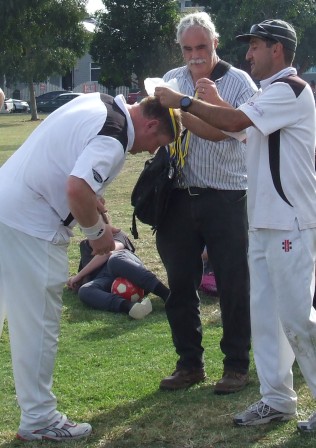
181 96 192 109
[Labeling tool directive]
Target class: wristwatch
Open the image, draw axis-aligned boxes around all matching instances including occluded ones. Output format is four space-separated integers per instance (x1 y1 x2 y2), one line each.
180 96 193 112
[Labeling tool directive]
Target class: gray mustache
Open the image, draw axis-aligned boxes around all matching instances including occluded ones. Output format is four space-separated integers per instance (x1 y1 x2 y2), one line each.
189 59 207 65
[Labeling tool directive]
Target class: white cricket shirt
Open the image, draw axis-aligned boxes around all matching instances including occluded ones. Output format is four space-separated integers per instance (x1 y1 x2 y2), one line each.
0 93 134 241
239 68 316 230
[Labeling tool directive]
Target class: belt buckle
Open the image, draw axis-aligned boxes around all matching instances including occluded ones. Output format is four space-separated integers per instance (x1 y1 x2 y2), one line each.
187 186 199 196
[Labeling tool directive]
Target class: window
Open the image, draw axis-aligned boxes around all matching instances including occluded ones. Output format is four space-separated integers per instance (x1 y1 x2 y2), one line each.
91 63 101 82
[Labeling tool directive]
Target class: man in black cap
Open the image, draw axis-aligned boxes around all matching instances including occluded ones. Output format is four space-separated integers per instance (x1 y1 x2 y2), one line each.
155 19 316 431
236 19 297 52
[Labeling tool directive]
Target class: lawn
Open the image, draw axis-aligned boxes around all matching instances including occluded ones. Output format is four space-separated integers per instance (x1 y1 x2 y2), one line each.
0 113 315 447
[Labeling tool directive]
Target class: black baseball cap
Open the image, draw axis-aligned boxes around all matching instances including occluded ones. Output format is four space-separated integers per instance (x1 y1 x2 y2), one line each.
236 19 297 52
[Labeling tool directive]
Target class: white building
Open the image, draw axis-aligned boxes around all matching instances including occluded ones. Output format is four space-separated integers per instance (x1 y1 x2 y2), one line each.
178 1 203 11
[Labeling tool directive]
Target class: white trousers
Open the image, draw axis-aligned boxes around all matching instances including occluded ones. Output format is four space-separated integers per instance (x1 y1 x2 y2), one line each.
249 222 316 413
0 222 69 430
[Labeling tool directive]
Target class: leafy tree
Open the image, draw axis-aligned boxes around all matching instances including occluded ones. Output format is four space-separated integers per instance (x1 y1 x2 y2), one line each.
236 0 316 73
0 0 90 120
90 0 182 92
192 0 316 72
0 0 46 31
191 0 247 67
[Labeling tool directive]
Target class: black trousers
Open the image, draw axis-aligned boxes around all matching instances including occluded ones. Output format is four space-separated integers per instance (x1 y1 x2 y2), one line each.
156 188 251 373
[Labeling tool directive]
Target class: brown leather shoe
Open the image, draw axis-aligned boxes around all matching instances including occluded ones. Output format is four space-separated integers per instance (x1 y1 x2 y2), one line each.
160 367 206 390
214 370 249 395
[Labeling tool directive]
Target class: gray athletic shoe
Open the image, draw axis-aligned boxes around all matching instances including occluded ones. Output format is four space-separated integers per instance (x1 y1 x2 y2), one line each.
234 400 297 426
297 411 316 432
17 414 92 441
129 297 152 319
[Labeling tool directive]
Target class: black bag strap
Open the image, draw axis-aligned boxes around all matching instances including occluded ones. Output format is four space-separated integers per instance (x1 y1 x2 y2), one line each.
63 213 74 227
131 213 139 239
180 60 231 142
210 59 231 82
178 59 231 161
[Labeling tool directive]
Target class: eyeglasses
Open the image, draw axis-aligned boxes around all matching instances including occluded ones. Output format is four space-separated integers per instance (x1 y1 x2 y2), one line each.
250 24 279 44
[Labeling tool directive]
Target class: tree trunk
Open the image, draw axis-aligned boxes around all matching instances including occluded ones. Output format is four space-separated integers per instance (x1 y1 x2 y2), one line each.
28 79 39 121
297 57 310 76
137 77 146 95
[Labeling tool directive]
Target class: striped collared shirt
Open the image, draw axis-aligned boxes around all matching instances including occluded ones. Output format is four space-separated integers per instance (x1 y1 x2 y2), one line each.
163 65 257 190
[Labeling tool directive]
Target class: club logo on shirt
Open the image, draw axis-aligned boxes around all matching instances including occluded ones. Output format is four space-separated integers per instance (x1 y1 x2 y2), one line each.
282 239 292 252
92 169 103 183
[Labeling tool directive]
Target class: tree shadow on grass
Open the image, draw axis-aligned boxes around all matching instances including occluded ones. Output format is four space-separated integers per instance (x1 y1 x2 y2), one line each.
1 311 314 448
88 387 309 448
62 287 224 342
62 288 169 341
0 122 22 128
0 116 36 128
0 366 313 448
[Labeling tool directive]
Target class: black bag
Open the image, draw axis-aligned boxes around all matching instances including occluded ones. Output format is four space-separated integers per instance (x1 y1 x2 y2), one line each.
130 146 175 239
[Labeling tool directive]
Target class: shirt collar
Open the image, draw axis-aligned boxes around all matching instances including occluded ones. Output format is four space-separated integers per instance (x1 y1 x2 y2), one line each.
260 67 297 90
114 94 135 152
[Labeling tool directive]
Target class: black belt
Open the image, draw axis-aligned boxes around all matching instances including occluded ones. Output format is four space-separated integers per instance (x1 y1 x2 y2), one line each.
179 187 212 196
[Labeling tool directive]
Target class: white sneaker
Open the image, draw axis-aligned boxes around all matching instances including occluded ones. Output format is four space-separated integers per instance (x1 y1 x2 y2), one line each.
234 400 297 426
129 297 152 319
17 414 92 441
297 411 316 432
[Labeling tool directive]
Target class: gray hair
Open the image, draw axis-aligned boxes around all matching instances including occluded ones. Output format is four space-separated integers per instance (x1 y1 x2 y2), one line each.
176 12 220 44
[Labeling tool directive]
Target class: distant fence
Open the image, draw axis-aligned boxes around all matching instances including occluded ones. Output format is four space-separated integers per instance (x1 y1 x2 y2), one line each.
3 82 63 101
3 82 132 101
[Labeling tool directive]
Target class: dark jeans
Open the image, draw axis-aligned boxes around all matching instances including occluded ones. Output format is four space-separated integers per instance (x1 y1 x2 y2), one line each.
78 249 160 312
156 188 251 373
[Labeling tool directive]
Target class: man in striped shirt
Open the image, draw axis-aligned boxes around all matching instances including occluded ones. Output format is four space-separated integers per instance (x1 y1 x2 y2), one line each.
156 11 257 394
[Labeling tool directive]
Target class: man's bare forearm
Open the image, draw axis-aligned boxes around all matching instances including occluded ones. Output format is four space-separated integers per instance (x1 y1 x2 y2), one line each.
186 99 251 133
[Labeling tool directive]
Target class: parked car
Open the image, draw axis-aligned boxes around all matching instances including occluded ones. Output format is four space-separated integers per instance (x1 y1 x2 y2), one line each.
126 91 145 104
4 98 30 113
0 101 11 114
36 90 70 108
37 92 84 113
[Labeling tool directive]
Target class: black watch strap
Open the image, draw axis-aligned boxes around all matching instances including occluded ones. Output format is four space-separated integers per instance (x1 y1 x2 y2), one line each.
180 96 193 112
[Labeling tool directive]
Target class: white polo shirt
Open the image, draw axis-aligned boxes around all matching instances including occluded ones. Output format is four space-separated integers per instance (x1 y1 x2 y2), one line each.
239 68 316 230
0 93 134 241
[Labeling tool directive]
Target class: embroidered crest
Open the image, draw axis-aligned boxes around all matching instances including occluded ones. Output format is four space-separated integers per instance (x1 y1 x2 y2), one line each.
282 240 292 252
92 169 103 183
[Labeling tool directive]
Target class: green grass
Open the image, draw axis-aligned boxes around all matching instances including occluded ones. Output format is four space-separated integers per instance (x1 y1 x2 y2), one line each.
0 114 315 447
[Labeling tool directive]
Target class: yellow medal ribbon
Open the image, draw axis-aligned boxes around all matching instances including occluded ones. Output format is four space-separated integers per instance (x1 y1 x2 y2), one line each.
168 91 198 169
